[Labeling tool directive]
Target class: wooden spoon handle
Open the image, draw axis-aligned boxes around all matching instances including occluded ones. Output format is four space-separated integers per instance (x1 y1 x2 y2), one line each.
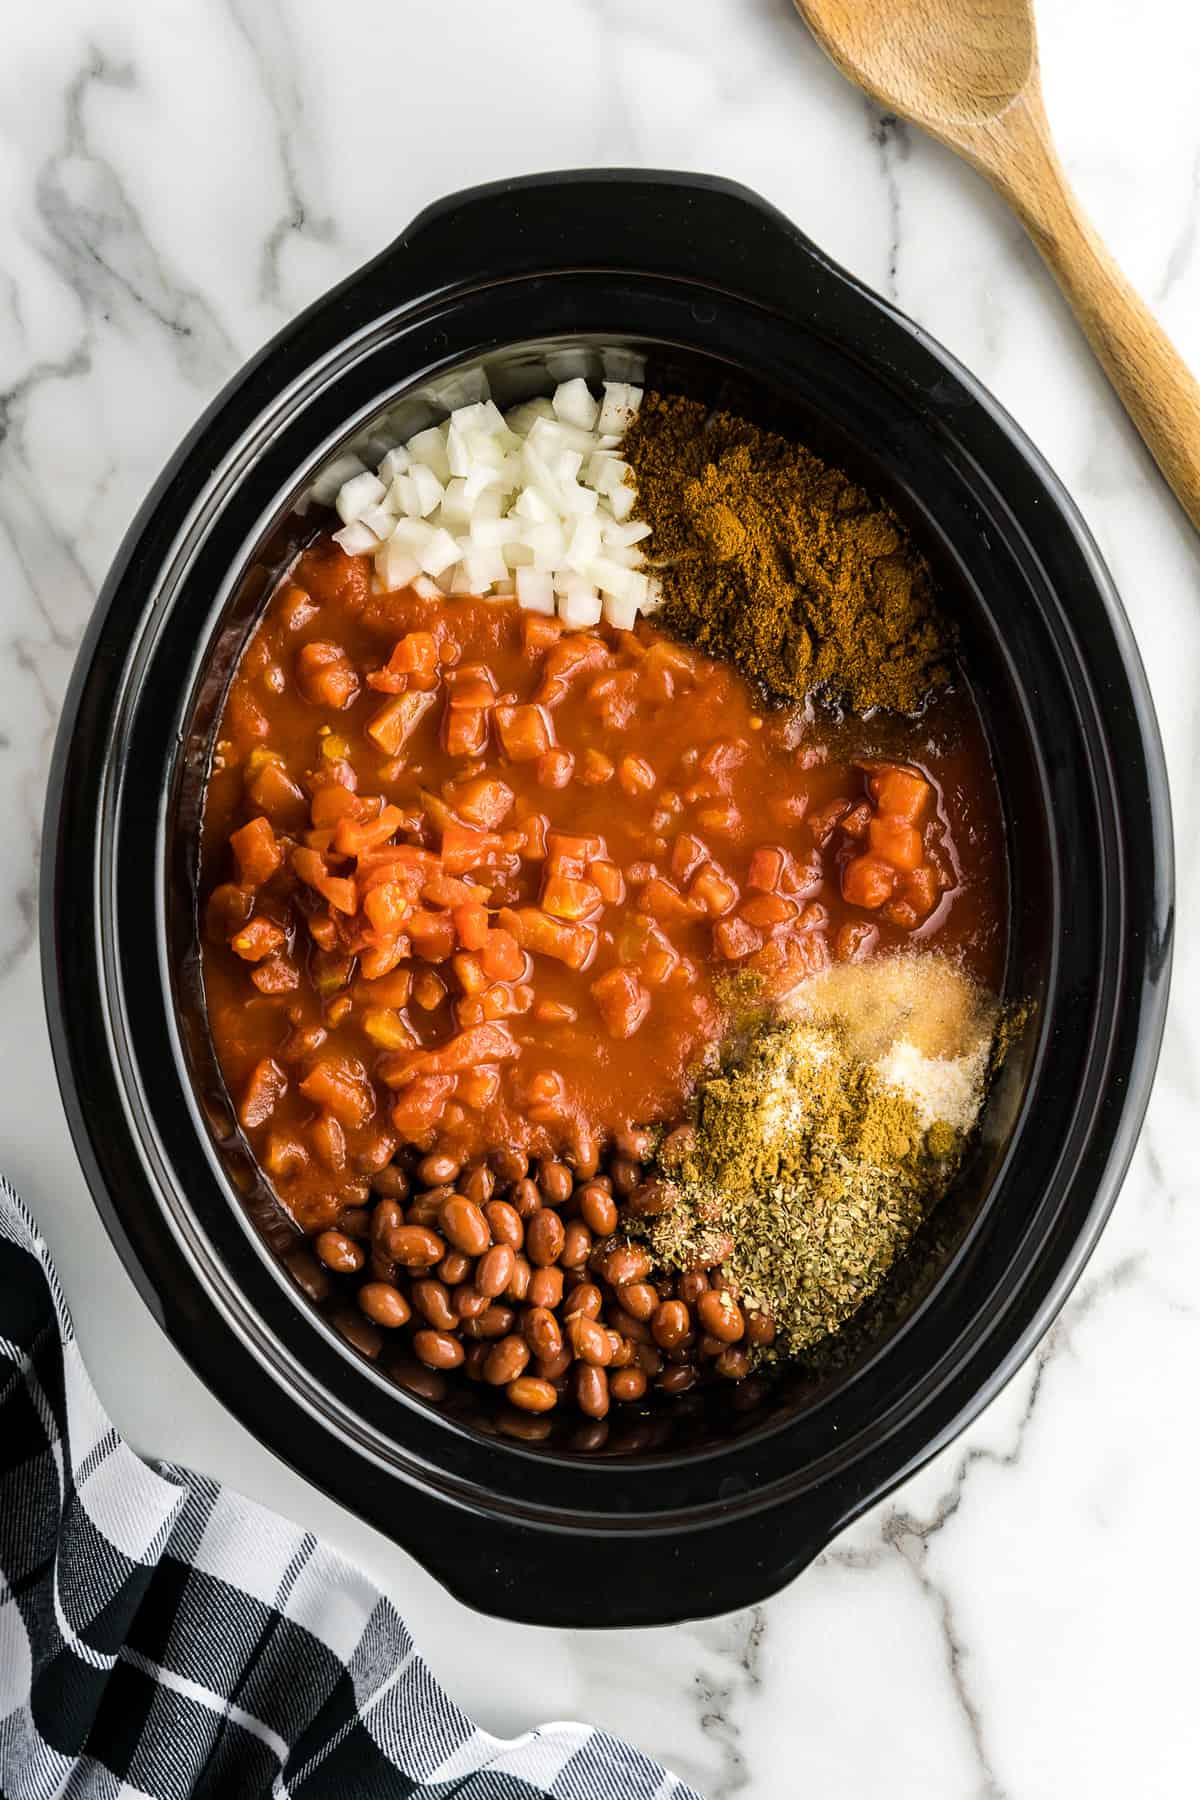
985 108 1200 531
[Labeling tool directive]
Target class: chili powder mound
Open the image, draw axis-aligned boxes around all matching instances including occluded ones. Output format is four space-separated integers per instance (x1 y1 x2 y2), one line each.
624 392 950 714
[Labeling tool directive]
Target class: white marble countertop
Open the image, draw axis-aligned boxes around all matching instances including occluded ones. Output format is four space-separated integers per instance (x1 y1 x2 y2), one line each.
3 2 1198 1793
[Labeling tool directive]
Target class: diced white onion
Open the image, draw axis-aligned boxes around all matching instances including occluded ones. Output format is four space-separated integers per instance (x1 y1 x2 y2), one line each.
333 376 657 627
603 592 641 631
358 503 397 541
379 445 411 484
598 382 643 436
311 452 366 507
516 568 555 613
559 578 603 630
406 427 451 483
419 528 461 577
608 482 636 522
375 538 421 589
333 520 380 555
552 377 600 431
408 464 443 517
335 470 387 524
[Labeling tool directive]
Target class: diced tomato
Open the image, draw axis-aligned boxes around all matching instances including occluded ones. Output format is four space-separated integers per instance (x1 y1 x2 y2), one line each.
900 864 940 917
478 983 532 1021
358 843 437 882
579 749 615 785
307 914 338 950
541 876 603 921
366 689 437 755
882 897 920 929
298 1055 374 1129
841 801 873 839
714 916 764 960
251 956 299 994
688 863 739 918
618 755 655 795
277 584 318 633
333 802 407 858
292 847 358 914
390 631 438 684
443 706 489 759
361 1008 416 1051
309 784 367 828
538 634 610 705
244 755 307 830
479 928 525 983
453 903 490 950
412 969 447 1011
638 877 700 923
808 798 852 848
537 748 574 789
533 1000 577 1024
522 613 565 654
450 776 514 829
498 907 597 972
446 663 498 709
453 951 489 994
521 813 550 860
495 702 553 762
745 845 785 893
358 937 409 980
546 831 605 878
362 882 411 935
868 763 931 823
591 966 651 1039
230 916 287 962
406 910 456 962
358 965 412 1007
699 738 748 784
296 641 360 710
456 1066 502 1109
413 1023 519 1075
422 872 481 908
205 882 254 944
230 816 283 886
867 815 925 873
391 1074 456 1140
750 928 830 987
441 823 502 874
587 859 625 904
669 833 708 884
841 853 897 910
738 893 797 929
636 923 679 988
240 1058 287 1130
835 921 879 963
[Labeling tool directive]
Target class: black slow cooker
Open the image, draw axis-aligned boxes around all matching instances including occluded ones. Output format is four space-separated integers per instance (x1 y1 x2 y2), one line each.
42 171 1172 1626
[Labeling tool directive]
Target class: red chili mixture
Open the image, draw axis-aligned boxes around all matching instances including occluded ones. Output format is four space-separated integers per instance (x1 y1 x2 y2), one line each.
200 531 1005 1427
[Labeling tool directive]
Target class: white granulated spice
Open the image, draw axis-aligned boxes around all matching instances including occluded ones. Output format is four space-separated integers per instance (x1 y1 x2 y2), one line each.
780 950 998 1135
873 1036 990 1133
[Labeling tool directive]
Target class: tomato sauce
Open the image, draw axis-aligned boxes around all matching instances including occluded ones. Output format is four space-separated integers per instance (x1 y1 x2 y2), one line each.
200 534 1006 1234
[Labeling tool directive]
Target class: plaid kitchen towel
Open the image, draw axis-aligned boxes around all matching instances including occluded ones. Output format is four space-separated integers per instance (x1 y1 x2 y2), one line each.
0 1176 700 1800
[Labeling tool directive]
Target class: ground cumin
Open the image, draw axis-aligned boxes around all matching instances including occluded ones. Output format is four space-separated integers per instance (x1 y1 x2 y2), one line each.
625 392 950 714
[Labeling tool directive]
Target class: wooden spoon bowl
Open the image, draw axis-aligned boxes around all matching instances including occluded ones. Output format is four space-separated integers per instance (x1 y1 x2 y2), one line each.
794 0 1200 530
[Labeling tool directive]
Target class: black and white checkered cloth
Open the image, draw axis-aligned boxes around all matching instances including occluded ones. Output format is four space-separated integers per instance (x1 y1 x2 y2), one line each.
0 1176 701 1799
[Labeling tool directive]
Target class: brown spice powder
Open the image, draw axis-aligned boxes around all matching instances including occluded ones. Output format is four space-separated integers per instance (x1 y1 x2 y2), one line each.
624 392 950 715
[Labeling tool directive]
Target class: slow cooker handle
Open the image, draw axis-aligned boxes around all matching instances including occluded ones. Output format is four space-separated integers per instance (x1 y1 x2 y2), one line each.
356 169 845 321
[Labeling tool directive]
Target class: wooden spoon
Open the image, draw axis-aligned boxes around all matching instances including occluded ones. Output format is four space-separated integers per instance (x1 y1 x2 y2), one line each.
793 0 1200 530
